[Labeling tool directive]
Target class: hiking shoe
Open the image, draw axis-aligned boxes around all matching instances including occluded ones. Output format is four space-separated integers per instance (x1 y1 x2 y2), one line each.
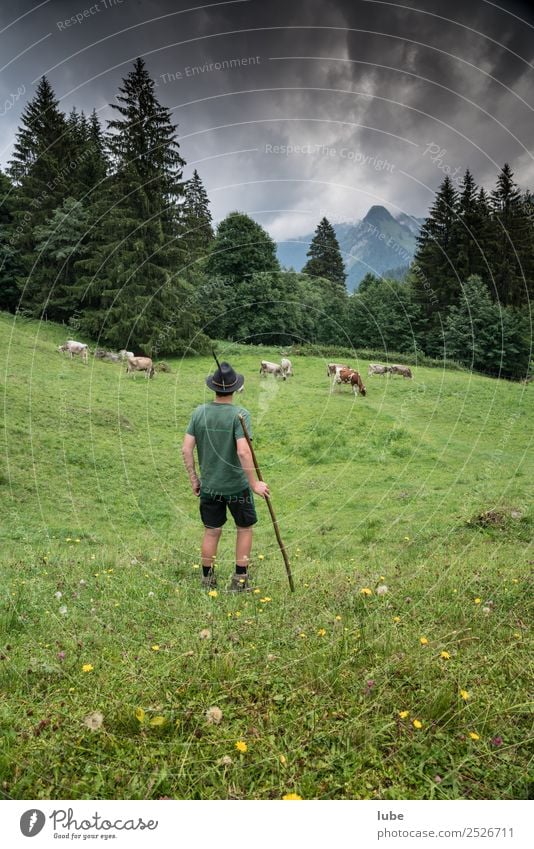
228 572 253 592
201 571 217 590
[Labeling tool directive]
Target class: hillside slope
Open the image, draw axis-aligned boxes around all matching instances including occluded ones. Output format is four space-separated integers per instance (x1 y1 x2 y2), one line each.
1 313 532 800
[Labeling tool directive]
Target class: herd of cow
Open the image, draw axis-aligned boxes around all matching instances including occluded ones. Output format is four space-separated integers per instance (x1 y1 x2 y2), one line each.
58 340 155 378
57 341 412 395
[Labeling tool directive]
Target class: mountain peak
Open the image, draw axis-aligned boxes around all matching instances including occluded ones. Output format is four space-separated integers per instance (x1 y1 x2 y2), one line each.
363 205 396 225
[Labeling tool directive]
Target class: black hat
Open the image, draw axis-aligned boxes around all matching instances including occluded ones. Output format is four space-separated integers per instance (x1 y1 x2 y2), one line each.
206 360 244 394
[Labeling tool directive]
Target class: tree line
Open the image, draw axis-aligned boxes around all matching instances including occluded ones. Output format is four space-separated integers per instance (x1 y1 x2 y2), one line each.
0 59 531 378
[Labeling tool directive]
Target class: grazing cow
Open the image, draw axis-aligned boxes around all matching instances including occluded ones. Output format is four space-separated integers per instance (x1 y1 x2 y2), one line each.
389 364 412 379
281 357 293 377
335 367 367 396
119 349 134 360
127 356 155 379
327 362 349 377
103 352 121 363
368 363 389 376
260 360 286 380
58 340 88 364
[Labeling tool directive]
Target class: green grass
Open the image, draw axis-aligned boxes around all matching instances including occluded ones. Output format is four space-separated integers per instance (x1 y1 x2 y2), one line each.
0 311 532 800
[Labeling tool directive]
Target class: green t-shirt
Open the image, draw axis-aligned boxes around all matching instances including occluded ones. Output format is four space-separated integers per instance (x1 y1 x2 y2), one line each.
186 402 253 497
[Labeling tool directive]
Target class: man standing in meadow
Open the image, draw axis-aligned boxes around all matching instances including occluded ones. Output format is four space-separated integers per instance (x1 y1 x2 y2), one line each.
182 360 269 591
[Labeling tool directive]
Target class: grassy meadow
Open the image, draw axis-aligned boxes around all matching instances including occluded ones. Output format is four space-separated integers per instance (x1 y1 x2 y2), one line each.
0 311 532 800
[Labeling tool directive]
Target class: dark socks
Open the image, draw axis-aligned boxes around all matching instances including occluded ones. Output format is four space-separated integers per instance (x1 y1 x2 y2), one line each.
236 564 247 575
202 566 214 577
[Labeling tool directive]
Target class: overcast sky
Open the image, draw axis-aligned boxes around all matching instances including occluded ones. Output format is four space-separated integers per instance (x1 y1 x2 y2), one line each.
1 0 533 240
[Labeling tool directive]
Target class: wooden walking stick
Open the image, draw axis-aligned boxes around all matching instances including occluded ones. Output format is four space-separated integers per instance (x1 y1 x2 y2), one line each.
238 414 295 592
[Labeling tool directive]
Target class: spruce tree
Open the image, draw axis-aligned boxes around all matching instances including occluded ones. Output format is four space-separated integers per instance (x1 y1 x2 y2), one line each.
7 77 76 315
455 169 485 281
78 58 201 354
490 164 531 307
33 198 90 322
0 170 24 311
180 169 213 262
412 176 460 317
302 217 346 288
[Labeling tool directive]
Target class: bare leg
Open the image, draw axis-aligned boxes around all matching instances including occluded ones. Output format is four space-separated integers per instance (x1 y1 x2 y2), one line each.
201 527 222 570
235 526 253 568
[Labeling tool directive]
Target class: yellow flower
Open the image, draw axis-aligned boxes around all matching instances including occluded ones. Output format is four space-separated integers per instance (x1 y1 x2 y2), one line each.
398 710 409 719
393 616 401 623
81 663 94 673
317 628 326 637
298 632 306 639
513 632 521 639
151 644 160 652
335 615 342 621
208 590 218 598
420 636 429 645
440 651 451 660
460 689 470 701
259 597 272 603
474 598 481 604
253 588 261 594
279 754 287 765
149 716 166 727
360 587 372 596
282 793 302 800
258 554 265 560
404 536 410 541
468 731 480 741
412 719 423 729
235 740 247 753
192 564 200 569
135 707 146 723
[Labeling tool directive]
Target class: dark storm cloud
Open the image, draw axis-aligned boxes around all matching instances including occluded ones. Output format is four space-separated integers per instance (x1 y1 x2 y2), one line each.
1 0 533 237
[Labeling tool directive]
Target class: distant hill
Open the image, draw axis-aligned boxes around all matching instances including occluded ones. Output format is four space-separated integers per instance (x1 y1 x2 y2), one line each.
276 206 425 290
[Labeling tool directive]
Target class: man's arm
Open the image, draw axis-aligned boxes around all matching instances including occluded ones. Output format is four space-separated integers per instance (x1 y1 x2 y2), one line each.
236 437 270 498
182 433 200 496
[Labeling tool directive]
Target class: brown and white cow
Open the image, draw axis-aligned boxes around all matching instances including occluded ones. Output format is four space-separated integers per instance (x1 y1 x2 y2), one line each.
389 364 412 379
260 360 286 380
58 340 88 364
335 367 367 396
127 356 155 379
327 362 349 377
368 363 389 376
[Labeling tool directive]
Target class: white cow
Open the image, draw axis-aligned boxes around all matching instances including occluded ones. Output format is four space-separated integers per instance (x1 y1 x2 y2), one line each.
281 357 293 377
327 362 349 377
260 360 286 380
368 363 389 375
58 340 88 364
127 356 155 379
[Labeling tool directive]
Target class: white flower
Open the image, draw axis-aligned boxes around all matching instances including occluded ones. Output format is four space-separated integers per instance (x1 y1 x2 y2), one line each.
148 592 155 598
218 755 233 766
83 711 104 731
376 584 388 595
199 628 212 640
58 605 68 616
206 706 223 725
79 579 87 586
54 591 62 600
